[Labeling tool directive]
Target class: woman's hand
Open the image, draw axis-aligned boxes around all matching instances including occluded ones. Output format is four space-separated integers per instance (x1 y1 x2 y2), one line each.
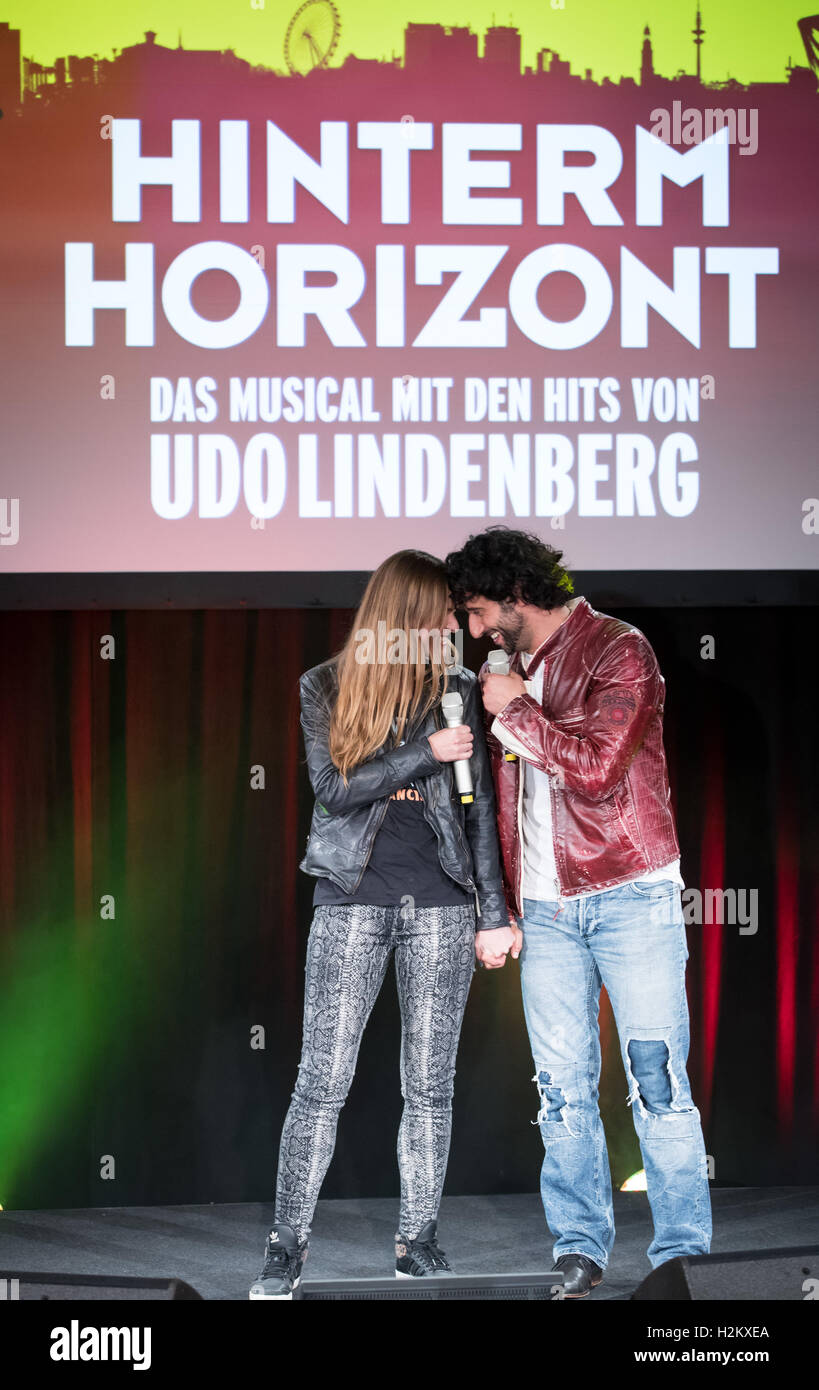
475 924 522 969
427 726 474 763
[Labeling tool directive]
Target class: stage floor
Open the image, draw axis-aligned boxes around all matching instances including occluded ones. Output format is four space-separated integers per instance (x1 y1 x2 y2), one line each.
1 1187 816 1300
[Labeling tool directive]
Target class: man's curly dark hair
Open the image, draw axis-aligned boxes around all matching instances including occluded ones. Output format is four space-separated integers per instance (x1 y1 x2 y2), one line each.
445 526 574 611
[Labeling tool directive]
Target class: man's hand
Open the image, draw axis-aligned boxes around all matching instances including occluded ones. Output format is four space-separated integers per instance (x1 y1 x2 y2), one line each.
475 923 523 969
480 671 527 717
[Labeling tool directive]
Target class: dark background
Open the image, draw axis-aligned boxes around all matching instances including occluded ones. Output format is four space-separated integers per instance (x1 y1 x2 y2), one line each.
0 585 817 1210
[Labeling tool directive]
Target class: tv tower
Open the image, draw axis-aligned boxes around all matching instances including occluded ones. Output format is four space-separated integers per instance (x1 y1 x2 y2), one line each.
692 5 705 82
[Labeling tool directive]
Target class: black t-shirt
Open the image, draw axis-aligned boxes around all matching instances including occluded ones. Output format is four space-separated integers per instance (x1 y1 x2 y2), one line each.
313 778 473 908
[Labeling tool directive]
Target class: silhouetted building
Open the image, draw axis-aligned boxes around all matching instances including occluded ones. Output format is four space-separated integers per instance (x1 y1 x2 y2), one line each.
404 22 478 72
338 53 398 75
0 19 21 111
112 29 250 82
22 55 56 98
68 54 96 84
536 48 572 80
640 25 654 85
785 62 818 93
483 25 521 71
23 51 105 99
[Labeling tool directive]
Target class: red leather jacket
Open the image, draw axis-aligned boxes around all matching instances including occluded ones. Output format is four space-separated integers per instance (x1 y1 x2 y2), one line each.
482 596 680 914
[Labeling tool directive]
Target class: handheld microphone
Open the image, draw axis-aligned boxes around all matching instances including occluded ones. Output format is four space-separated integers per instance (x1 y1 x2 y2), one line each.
440 691 474 803
487 649 518 762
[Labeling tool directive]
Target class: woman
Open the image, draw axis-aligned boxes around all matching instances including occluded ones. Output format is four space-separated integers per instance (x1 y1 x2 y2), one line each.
249 549 510 1298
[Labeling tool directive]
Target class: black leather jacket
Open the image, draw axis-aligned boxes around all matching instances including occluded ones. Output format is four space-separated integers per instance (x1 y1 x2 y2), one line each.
298 658 509 929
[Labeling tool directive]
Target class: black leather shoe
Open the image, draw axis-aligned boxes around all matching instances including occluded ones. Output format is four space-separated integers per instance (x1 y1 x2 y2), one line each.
551 1253 604 1298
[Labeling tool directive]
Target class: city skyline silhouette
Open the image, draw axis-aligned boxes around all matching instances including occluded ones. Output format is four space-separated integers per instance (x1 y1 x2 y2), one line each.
1 2 817 114
2 7 816 117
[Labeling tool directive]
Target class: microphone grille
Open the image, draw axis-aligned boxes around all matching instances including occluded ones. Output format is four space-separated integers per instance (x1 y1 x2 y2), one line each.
441 692 464 714
487 649 510 675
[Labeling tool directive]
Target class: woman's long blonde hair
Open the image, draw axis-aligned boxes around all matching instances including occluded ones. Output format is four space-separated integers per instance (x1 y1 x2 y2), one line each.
328 550 453 780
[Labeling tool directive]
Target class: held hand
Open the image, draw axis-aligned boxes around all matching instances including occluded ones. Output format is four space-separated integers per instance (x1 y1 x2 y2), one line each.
475 924 520 970
480 672 527 717
428 726 474 763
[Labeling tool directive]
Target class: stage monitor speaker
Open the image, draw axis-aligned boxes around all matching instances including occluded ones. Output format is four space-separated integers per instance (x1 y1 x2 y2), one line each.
0 1271 203 1300
294 1271 564 1300
631 1246 819 1301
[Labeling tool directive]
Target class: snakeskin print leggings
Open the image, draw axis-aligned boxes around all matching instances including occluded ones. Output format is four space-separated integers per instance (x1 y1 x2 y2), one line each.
274 901 477 1242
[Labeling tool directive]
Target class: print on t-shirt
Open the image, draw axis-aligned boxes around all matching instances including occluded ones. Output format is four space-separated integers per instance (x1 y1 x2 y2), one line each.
313 778 472 907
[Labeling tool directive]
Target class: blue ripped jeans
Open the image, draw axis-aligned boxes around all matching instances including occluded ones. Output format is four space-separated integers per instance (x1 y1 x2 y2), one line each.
518 882 712 1270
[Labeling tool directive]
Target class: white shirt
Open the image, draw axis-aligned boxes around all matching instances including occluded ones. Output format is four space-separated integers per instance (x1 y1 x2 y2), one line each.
497 652 684 901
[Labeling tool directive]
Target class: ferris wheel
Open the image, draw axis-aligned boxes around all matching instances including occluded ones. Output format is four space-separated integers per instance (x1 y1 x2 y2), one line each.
284 1 341 75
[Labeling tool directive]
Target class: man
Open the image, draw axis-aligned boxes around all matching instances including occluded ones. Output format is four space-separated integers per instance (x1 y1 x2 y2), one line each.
446 526 712 1298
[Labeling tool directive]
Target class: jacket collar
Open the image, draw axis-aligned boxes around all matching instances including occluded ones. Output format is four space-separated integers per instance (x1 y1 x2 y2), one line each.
512 595 588 680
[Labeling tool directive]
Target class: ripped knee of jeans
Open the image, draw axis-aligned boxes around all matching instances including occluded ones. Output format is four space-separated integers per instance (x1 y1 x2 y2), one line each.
531 1067 578 1138
624 1035 691 1118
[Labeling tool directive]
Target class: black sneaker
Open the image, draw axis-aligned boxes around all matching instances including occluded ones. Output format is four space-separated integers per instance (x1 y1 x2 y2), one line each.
248 1222 308 1300
395 1219 453 1278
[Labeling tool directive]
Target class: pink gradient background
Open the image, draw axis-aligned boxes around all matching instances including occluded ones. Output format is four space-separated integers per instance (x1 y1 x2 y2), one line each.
1 66 816 572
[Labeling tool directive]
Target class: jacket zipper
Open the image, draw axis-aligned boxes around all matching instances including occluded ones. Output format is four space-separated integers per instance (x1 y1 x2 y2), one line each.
421 702 480 913
351 796 390 892
512 652 525 919
543 657 566 917
351 708 412 891
514 752 524 915
548 773 566 918
545 658 564 917
518 655 565 920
